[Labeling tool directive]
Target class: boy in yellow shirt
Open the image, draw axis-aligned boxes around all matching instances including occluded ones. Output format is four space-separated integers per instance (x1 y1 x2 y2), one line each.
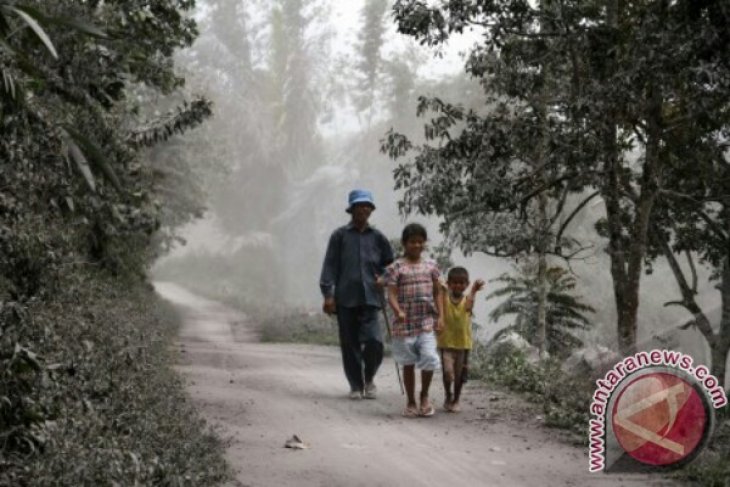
438 267 484 412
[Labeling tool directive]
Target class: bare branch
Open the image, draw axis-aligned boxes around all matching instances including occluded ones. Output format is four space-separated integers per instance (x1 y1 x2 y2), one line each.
480 248 528 258
679 319 696 330
547 242 595 261
549 185 570 226
659 188 725 205
517 172 581 207
685 251 698 295
554 190 600 247
632 125 646 145
656 228 716 341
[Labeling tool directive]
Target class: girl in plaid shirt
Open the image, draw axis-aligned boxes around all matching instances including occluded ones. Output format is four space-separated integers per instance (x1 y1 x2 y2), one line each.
385 223 443 417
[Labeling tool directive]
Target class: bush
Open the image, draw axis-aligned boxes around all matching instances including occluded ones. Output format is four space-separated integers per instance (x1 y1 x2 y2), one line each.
0 271 230 486
676 414 730 486
470 339 593 438
472 339 730 481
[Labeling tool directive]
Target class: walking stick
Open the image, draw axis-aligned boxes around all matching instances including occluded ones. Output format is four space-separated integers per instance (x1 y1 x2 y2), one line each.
379 291 405 395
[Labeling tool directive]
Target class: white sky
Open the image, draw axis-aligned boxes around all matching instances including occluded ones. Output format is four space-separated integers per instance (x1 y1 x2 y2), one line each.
320 1 482 136
329 0 482 78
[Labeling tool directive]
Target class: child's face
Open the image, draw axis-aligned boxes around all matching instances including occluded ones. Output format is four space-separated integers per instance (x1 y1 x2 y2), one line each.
447 276 469 297
403 235 426 260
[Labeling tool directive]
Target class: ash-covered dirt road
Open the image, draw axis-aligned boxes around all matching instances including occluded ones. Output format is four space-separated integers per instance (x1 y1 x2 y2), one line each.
155 282 676 487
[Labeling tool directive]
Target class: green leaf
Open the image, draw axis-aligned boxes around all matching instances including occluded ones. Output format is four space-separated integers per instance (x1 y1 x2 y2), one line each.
64 126 123 192
64 135 97 192
44 15 108 39
1 67 15 99
6 6 58 59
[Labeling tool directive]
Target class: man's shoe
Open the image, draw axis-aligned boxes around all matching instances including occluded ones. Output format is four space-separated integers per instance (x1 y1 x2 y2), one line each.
363 382 377 399
349 390 362 400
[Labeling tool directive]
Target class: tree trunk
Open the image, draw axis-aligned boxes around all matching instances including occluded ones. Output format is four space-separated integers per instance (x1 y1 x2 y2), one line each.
600 0 635 355
603 72 664 355
536 192 549 359
715 255 730 388
603 123 635 354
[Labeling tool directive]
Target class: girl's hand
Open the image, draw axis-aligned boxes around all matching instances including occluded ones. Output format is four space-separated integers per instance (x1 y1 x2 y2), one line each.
472 279 486 292
435 317 445 333
396 310 406 323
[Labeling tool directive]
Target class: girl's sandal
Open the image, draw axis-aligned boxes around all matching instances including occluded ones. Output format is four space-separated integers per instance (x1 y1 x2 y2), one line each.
420 404 436 417
402 406 420 418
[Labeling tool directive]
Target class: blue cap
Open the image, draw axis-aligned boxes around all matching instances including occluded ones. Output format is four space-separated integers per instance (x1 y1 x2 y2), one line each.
346 189 375 213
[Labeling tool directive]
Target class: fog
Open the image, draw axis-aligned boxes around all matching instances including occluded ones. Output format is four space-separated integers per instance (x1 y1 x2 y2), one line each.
152 0 722 372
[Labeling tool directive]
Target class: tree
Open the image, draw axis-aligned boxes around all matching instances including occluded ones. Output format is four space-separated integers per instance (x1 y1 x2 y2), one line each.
487 264 595 358
177 1 276 235
387 0 730 356
354 0 389 125
384 1 596 357
1 0 210 465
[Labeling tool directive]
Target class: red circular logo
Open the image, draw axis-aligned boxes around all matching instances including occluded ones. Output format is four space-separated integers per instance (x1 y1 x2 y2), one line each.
611 372 708 466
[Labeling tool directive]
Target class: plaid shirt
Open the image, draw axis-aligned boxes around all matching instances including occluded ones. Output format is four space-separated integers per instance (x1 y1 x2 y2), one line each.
385 258 440 337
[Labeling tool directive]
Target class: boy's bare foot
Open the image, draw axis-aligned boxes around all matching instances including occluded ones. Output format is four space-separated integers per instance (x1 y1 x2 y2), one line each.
449 401 461 413
443 399 452 411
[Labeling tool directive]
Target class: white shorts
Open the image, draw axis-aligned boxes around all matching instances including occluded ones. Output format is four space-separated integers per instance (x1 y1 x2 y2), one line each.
391 332 441 370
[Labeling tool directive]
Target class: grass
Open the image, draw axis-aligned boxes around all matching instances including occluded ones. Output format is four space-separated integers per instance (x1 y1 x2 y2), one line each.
256 309 340 346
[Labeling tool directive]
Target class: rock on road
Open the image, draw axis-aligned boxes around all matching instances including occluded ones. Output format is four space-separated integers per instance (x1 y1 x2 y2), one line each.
155 282 676 487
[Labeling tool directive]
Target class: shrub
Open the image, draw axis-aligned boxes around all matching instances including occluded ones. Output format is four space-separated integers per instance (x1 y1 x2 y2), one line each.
0 271 230 486
470 339 593 438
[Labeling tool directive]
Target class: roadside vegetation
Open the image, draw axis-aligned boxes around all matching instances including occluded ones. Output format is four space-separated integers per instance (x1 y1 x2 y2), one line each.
1 271 229 485
1 1 228 485
469 336 729 486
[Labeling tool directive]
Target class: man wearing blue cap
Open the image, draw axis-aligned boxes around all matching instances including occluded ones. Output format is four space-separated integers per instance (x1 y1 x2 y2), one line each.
320 189 394 399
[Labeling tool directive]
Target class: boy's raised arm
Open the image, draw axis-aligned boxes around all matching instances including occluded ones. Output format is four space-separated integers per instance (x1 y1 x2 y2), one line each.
465 279 485 313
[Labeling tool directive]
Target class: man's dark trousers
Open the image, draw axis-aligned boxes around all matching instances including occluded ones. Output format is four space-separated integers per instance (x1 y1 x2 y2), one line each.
336 305 383 392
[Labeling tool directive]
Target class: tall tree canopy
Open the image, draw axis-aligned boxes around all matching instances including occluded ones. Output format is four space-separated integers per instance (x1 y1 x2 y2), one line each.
386 1 730 365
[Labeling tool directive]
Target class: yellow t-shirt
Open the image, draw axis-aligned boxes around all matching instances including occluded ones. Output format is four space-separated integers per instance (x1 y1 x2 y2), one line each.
438 293 472 350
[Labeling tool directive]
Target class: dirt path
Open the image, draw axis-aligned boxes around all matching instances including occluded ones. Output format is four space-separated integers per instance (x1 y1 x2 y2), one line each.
155 282 676 487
